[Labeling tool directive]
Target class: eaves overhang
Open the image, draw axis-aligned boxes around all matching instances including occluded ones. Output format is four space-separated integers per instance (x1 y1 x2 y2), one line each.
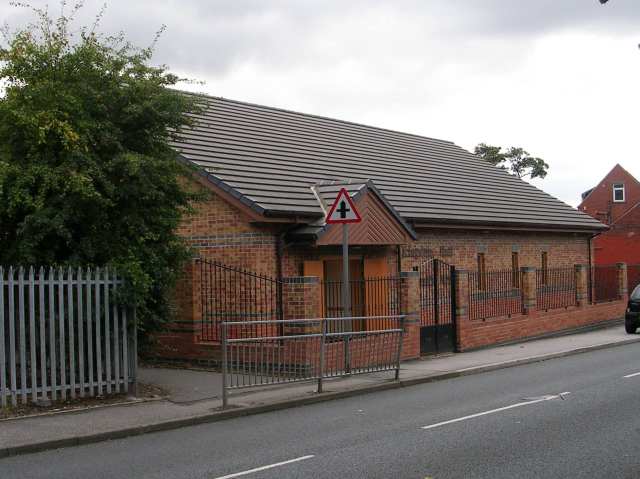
410 218 608 235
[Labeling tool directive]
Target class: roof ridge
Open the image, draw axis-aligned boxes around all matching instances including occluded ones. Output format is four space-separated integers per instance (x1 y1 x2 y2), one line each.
181 90 457 147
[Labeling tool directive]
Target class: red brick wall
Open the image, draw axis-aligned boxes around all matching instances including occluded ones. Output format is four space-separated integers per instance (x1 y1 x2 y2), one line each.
178 180 591 282
593 205 640 266
401 229 590 271
283 230 590 279
578 164 640 225
282 278 322 321
155 176 595 361
178 180 281 276
457 301 627 351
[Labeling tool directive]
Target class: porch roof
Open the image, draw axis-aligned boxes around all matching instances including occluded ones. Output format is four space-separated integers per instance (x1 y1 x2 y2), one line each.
290 180 417 244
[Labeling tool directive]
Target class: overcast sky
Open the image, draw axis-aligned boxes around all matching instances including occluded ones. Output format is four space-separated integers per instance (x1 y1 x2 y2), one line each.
3 0 640 206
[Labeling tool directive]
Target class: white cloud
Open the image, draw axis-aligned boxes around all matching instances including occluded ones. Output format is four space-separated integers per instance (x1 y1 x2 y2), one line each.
4 0 640 206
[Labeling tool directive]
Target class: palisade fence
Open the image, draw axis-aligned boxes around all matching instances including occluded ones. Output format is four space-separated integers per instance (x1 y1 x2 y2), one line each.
627 264 640 295
536 267 577 311
220 315 405 408
0 266 137 407
469 269 524 320
591 265 619 303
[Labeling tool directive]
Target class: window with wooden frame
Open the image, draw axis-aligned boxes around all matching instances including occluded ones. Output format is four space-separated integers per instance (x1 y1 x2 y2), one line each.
477 252 487 290
541 251 548 285
511 252 520 288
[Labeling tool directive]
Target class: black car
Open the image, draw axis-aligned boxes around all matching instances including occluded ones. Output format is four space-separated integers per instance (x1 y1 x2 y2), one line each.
625 284 640 334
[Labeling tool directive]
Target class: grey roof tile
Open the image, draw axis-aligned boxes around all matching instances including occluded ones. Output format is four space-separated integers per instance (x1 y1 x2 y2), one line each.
171 95 606 232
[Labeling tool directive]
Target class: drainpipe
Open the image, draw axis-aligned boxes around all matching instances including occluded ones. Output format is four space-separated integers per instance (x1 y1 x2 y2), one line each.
276 232 285 281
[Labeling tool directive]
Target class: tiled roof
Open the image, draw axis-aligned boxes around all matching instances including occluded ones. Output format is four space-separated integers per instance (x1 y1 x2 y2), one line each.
171 95 606 232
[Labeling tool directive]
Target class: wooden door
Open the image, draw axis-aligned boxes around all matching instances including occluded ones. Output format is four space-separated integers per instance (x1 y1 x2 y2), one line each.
363 257 390 330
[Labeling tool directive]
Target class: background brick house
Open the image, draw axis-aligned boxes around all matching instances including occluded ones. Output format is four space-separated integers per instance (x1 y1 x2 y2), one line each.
154 95 626 362
578 164 640 293
579 164 640 265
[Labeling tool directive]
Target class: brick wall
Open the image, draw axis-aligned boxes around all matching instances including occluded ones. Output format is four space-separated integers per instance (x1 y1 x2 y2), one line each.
282 230 590 280
457 301 627 351
156 176 598 362
592 204 640 265
401 229 590 271
282 277 322 321
178 180 281 276
453 263 628 351
578 164 640 225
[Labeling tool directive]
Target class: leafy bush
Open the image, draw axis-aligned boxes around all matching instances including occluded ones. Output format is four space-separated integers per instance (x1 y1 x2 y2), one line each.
0 2 202 337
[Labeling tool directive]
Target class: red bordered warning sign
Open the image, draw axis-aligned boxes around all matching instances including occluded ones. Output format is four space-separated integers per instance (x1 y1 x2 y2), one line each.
326 188 362 224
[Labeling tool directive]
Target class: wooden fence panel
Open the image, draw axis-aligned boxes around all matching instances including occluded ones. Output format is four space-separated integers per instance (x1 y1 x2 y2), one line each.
0 266 136 406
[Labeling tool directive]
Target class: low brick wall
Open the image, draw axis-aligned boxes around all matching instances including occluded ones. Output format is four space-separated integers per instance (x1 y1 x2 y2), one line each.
457 300 627 351
151 329 220 365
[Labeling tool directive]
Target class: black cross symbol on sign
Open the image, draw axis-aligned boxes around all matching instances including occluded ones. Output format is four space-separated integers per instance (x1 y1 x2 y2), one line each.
337 200 350 219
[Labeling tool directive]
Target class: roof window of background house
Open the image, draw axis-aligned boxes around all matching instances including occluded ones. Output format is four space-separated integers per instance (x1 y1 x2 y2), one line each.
613 183 625 202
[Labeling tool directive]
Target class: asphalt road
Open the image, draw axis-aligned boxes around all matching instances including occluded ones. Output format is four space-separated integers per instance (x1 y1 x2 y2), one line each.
2 342 640 479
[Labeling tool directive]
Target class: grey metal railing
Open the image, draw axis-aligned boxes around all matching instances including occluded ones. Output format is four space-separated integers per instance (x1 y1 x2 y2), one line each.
221 315 405 407
1 266 137 407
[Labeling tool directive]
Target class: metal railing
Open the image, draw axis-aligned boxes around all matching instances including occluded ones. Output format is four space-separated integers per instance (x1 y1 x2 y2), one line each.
1 266 137 407
469 269 524 320
592 265 619 303
197 259 283 342
536 267 577 311
321 276 401 321
221 315 405 407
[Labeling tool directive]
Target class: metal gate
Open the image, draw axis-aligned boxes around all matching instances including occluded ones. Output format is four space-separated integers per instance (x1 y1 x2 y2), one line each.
419 259 457 355
197 259 283 342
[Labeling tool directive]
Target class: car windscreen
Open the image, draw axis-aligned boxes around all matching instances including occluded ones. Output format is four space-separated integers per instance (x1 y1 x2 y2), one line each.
632 285 640 301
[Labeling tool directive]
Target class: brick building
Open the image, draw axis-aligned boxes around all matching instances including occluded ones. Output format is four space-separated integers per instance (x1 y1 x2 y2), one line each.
154 95 627 362
579 164 640 266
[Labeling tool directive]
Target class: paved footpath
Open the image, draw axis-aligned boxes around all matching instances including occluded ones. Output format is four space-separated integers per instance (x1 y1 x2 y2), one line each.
1 323 638 458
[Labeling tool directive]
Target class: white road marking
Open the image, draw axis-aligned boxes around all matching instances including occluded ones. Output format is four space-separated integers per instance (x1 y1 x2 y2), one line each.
623 372 640 378
421 392 571 430
213 455 315 479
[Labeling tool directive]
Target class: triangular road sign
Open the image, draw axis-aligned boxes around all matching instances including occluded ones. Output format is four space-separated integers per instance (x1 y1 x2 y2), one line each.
326 188 362 224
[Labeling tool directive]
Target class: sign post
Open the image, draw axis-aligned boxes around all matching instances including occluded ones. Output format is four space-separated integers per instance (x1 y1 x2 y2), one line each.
342 223 350 317
326 188 362 320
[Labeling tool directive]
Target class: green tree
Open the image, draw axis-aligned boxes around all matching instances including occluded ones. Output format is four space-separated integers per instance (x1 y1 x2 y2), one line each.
0 2 202 336
474 143 549 180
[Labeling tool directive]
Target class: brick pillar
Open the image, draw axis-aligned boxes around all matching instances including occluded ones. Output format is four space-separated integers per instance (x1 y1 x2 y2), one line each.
521 266 537 314
281 276 322 331
575 264 588 307
454 270 469 351
153 258 202 359
280 277 322 375
173 259 201 329
617 262 628 301
399 271 420 360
